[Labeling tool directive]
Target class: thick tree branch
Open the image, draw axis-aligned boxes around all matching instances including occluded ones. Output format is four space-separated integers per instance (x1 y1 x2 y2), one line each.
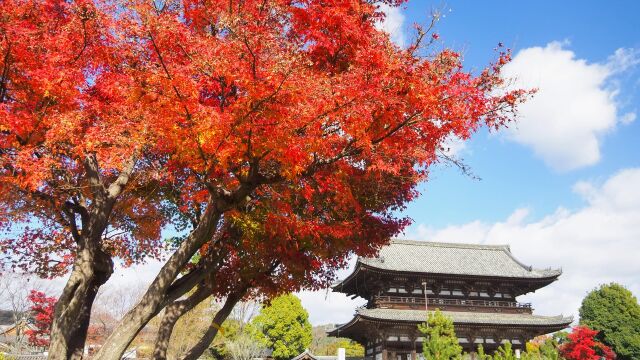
152 283 213 359
106 155 137 201
62 201 84 242
83 153 106 204
180 292 242 360
93 198 223 359
180 261 280 360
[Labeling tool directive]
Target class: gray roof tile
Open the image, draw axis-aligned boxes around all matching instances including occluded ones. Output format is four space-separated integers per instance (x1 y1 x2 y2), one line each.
359 240 561 279
357 308 573 327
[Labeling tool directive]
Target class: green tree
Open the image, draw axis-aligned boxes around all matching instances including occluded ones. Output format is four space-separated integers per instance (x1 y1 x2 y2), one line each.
492 342 517 360
309 325 364 357
417 309 462 360
523 337 561 360
553 331 569 346
475 340 561 360
537 339 561 360
329 339 365 357
579 283 640 359
475 345 492 360
251 294 312 360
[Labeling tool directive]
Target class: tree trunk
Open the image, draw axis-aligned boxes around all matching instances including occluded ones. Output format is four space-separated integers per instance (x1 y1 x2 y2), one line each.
92 209 222 360
48 248 113 360
180 292 242 360
152 286 211 360
151 305 184 360
94 185 258 360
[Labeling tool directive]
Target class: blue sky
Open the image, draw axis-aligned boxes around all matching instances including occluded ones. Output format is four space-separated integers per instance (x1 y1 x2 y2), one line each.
399 0 640 229
298 1 640 325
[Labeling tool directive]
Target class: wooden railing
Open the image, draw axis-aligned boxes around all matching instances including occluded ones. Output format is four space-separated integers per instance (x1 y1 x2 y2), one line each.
373 295 532 309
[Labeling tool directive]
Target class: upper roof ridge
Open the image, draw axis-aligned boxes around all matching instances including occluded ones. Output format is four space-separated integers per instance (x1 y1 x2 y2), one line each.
390 238 510 251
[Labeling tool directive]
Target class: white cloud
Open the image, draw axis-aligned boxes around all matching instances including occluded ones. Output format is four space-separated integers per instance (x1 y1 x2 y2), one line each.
296 255 366 325
300 168 640 325
377 3 406 47
403 168 640 324
501 42 639 171
297 289 366 326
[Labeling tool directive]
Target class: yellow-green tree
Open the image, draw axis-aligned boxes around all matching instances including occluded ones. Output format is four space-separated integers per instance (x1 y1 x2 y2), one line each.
493 342 518 360
417 309 462 360
251 294 312 360
326 339 365 357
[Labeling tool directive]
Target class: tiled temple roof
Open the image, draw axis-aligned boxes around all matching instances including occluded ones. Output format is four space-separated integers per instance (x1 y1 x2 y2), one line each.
354 308 573 327
356 239 561 279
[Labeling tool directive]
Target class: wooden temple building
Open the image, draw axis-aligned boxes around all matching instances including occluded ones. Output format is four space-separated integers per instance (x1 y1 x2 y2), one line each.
328 240 572 358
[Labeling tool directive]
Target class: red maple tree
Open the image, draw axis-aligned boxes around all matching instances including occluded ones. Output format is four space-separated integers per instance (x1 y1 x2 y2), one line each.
1 0 530 358
560 326 616 360
25 290 57 348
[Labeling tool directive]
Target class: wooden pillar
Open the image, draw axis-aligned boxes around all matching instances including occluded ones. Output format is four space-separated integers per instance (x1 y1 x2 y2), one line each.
411 342 417 360
410 332 417 360
469 331 477 355
381 330 388 360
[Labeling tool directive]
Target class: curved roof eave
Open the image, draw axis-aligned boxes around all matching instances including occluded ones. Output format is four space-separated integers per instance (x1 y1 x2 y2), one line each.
331 261 364 291
330 311 574 335
355 261 562 281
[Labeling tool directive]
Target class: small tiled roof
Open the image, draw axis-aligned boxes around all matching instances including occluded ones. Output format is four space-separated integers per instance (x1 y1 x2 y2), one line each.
357 239 561 279
355 308 573 327
292 350 337 360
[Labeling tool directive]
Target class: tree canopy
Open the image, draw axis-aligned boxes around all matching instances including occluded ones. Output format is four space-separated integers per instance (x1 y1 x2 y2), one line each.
310 331 364 357
417 309 462 360
251 294 312 360
0 0 529 358
524 336 562 360
579 283 640 360
559 326 615 360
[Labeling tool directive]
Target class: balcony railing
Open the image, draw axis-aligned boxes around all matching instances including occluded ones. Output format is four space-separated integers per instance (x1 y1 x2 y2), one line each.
373 295 532 310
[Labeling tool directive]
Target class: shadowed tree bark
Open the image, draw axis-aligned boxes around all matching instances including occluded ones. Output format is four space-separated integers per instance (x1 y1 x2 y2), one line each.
154 260 274 360
152 284 212 359
48 155 135 360
181 291 245 360
94 166 272 360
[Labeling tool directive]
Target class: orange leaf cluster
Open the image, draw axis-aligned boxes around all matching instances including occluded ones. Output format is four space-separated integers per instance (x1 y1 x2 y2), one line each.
1 0 528 292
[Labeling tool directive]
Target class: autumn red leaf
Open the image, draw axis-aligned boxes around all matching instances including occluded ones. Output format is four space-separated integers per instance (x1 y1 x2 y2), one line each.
26 290 57 348
560 326 616 360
